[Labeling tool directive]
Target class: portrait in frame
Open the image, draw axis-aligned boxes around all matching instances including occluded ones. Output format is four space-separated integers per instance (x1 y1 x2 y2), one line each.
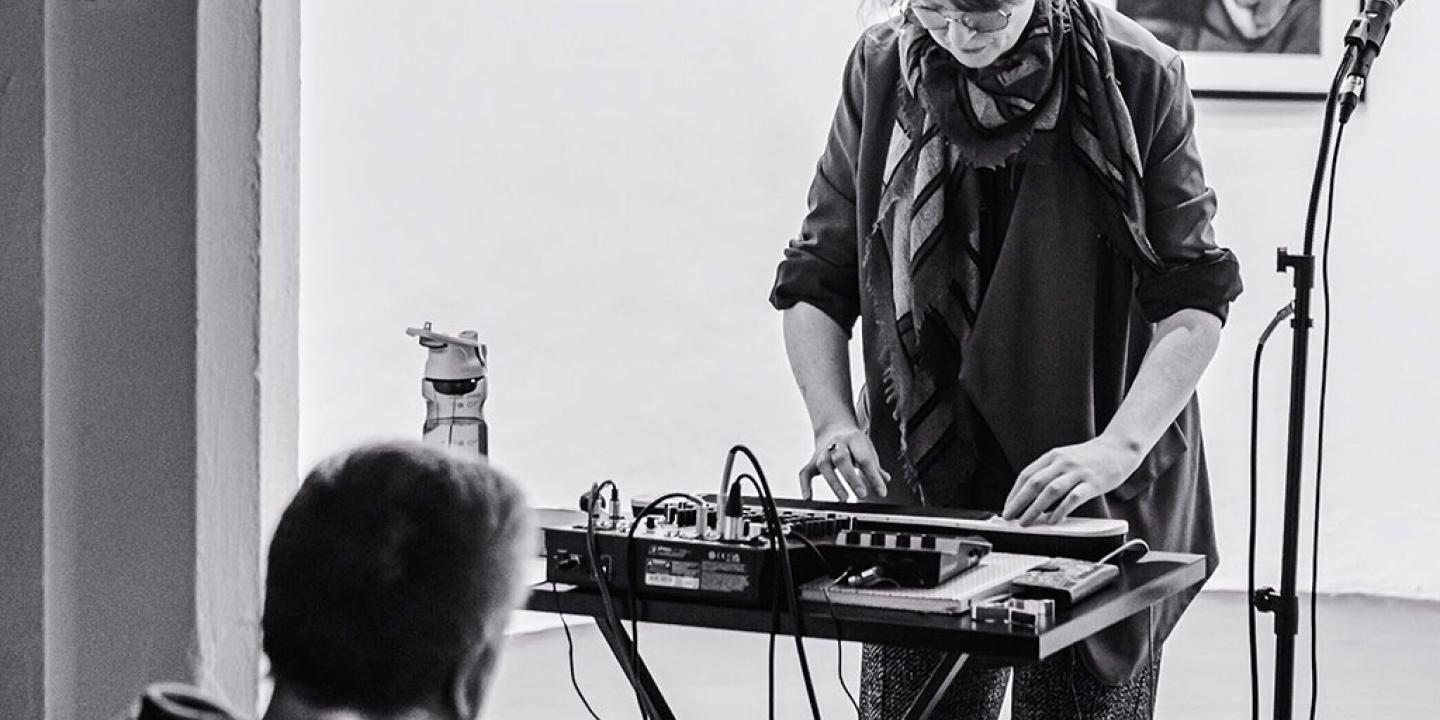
1100 0 1361 99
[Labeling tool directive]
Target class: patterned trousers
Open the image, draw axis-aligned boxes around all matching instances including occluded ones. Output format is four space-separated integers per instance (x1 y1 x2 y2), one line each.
859 642 1161 720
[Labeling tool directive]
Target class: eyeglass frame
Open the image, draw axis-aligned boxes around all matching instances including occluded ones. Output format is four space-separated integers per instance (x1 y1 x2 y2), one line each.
905 2 1015 34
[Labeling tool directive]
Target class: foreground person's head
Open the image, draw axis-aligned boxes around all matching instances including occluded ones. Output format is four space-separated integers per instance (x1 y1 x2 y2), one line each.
902 0 1039 69
262 442 532 720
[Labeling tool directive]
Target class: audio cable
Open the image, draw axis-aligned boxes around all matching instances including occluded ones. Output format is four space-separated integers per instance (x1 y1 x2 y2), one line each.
727 444 824 720
549 581 605 720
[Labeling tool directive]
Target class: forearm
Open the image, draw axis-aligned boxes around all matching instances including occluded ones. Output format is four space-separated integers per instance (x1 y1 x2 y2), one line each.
782 302 858 437
1100 308 1222 458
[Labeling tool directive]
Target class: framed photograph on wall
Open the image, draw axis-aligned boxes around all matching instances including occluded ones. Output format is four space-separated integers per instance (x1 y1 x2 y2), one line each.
1100 0 1360 99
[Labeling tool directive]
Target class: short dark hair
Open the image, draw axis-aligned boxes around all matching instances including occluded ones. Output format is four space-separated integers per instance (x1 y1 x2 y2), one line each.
262 442 531 713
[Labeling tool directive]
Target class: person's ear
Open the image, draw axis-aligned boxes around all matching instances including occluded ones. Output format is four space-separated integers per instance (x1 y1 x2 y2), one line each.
448 640 500 720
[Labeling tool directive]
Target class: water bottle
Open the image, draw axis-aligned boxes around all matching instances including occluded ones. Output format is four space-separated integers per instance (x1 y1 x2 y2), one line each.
406 322 488 456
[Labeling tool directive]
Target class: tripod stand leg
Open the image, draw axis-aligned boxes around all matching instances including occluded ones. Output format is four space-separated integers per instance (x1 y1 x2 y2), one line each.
593 615 677 720
900 651 971 720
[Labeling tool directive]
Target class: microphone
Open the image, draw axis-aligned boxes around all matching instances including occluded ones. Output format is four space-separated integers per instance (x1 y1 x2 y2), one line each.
1339 0 1403 123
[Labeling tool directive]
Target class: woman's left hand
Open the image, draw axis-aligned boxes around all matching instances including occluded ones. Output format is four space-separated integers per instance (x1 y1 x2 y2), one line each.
1002 436 1144 526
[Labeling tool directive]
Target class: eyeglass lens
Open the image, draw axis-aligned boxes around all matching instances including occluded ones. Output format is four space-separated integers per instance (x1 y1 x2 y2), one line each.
910 6 1011 34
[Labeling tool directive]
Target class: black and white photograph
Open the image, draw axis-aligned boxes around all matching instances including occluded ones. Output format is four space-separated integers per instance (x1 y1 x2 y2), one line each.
1 2 1434 720
1117 0 1323 55
1105 0 1360 96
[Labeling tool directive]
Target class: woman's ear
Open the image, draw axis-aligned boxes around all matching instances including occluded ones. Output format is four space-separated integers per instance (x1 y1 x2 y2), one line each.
448 640 500 720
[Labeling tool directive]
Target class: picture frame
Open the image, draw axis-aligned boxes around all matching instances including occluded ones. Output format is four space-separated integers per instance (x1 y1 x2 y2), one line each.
1100 0 1361 100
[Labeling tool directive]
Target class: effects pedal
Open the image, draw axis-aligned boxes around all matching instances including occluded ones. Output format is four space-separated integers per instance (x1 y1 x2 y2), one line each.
1009 557 1118 608
821 530 992 588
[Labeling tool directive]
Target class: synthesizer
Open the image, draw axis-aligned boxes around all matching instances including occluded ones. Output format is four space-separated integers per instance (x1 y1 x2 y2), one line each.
632 494 1130 560
545 489 1125 607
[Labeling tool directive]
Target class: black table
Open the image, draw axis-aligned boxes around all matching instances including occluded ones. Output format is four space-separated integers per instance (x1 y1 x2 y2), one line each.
527 551 1205 720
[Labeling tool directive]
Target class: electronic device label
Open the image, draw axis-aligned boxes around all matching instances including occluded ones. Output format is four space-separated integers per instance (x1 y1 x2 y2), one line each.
644 558 701 590
699 559 749 593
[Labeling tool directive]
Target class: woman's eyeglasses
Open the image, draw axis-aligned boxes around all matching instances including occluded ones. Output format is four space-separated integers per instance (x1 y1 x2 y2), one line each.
907 3 1014 34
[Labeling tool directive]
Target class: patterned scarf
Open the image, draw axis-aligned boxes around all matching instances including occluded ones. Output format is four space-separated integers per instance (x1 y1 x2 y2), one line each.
870 0 1160 506
905 0 1066 169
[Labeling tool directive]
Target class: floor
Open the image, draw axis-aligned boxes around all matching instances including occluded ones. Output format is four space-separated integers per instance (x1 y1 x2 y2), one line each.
486 592 1440 718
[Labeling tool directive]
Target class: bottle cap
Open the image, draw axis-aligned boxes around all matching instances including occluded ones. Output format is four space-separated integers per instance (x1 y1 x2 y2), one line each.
407 323 486 381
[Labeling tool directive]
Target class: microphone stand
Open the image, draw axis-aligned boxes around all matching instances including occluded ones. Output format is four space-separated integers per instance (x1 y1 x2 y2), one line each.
1257 12 1384 716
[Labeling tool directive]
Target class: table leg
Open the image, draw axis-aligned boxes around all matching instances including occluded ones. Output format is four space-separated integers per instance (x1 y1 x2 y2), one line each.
592 614 677 720
900 651 970 720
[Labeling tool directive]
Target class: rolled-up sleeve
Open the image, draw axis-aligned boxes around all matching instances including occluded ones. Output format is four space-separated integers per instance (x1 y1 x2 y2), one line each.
768 38 867 335
1136 56 1243 324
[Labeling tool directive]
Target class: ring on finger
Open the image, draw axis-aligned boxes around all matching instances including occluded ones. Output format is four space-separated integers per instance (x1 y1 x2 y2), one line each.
827 442 841 454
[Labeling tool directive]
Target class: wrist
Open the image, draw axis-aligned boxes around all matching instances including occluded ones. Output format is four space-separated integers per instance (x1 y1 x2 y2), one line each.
814 417 860 441
1096 430 1147 468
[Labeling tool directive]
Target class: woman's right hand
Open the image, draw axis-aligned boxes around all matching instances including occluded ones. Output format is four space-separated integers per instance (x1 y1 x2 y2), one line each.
782 303 889 502
800 424 890 502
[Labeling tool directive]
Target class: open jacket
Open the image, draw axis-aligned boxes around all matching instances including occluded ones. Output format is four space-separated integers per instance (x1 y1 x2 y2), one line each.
771 5 1242 684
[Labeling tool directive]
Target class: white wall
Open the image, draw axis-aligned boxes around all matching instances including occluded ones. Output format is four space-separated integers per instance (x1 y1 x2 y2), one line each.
301 1 1440 600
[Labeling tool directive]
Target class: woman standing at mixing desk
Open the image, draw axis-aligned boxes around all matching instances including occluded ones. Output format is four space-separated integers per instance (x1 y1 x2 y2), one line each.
769 1 1242 717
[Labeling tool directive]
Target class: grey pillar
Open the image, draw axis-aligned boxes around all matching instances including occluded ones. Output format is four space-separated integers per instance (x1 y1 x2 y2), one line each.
0 1 299 717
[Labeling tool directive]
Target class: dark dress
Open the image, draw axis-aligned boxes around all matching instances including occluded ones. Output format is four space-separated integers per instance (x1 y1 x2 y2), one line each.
769 5 1242 685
